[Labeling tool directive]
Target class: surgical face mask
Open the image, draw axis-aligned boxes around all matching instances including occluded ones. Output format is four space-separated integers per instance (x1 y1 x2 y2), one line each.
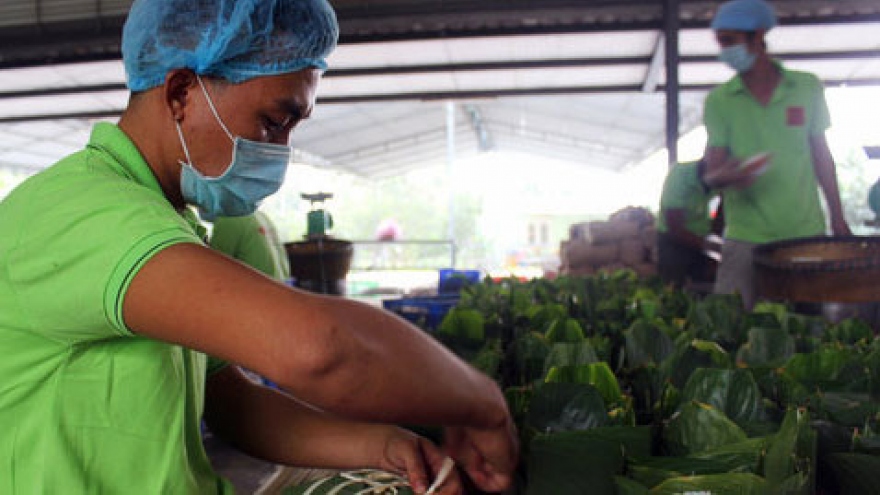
718 44 757 73
176 76 291 221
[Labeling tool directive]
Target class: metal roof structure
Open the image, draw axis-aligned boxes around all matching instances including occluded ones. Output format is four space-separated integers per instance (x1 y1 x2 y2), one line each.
0 0 878 178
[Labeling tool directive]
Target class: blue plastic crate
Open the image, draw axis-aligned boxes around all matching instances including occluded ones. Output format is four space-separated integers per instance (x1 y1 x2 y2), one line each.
382 295 459 331
438 269 481 294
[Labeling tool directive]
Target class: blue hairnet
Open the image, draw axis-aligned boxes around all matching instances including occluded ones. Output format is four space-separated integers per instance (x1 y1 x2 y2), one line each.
711 0 777 31
122 0 339 92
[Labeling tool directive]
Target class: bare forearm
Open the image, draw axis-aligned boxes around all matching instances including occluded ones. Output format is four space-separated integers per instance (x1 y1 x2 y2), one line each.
273 295 507 430
205 367 394 469
812 143 845 217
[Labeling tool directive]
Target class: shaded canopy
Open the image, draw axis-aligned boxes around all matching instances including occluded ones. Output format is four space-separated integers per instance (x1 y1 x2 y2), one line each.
0 0 878 178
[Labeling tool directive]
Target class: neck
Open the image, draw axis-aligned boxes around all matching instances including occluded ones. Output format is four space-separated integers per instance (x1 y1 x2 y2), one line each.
740 55 780 103
118 94 186 210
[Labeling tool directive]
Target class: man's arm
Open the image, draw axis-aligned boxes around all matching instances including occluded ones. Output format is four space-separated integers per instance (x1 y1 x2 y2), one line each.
204 366 460 494
810 133 852 236
122 243 517 489
664 209 706 252
703 146 760 190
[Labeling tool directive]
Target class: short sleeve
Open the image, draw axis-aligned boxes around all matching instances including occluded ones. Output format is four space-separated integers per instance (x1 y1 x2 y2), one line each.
6 164 202 344
660 166 691 210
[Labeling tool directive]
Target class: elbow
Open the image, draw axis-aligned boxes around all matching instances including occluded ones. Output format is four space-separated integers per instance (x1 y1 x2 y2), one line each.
266 311 351 398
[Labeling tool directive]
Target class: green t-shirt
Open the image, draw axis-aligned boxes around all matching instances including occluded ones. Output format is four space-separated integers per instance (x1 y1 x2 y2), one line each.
704 62 830 243
657 161 715 237
0 123 234 494
210 212 290 281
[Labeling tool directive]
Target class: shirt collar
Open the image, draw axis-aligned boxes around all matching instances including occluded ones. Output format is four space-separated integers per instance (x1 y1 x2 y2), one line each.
86 122 164 196
86 122 207 240
724 59 795 95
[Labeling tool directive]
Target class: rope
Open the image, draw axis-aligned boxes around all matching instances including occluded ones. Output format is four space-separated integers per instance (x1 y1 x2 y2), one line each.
300 457 455 495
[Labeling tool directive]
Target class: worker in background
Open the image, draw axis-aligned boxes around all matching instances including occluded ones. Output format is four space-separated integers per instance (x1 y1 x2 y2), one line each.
702 0 850 309
0 0 517 493
373 217 403 269
657 159 723 290
211 210 291 283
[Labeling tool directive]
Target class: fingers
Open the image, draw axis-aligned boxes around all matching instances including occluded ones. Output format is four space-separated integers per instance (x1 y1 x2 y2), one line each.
382 429 463 495
443 424 518 493
424 457 455 495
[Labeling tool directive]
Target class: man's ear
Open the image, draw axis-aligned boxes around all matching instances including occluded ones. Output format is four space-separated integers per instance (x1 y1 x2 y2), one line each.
753 29 768 52
163 69 198 122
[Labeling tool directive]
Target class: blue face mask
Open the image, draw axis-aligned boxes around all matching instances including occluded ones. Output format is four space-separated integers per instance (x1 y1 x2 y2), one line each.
176 76 291 221
718 44 757 74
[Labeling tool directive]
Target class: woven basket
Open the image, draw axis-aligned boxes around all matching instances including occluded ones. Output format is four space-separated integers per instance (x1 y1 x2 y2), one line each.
753 236 880 303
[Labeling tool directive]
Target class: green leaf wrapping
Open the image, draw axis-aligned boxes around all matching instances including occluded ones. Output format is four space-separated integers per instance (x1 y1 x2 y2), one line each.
681 368 764 425
649 472 767 495
527 382 608 433
825 453 880 495
542 342 599 376
663 401 748 456
736 326 795 368
544 362 623 406
526 431 624 495
624 318 674 369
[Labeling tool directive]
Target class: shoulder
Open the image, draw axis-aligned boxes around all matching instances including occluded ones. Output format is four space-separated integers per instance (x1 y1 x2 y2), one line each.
781 66 823 90
707 77 740 102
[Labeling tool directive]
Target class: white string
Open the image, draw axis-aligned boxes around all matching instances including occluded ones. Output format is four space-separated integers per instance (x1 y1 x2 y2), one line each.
424 457 455 495
300 458 455 495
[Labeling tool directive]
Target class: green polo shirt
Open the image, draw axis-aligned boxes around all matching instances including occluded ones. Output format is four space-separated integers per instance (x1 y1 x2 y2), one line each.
0 122 234 494
210 212 290 282
657 161 714 236
704 61 830 243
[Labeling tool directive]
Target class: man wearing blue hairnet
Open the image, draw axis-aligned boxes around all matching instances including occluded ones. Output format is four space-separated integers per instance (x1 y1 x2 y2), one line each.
0 1 517 493
701 0 850 309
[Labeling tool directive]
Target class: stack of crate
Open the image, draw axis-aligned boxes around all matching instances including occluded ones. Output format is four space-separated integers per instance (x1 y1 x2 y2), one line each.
559 206 657 278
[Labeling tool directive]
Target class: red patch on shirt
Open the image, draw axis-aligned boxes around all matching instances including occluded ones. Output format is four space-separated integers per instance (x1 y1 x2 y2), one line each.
786 106 805 127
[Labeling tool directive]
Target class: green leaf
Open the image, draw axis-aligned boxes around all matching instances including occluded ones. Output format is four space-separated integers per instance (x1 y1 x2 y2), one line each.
632 437 766 478
527 382 608 433
512 331 551 384
825 453 880 495
736 326 795 368
527 303 568 331
526 431 624 495
543 342 598 376
824 318 874 345
615 475 650 495
763 408 816 493
663 401 748 456
783 347 850 389
470 339 503 378
437 308 484 341
627 464 681 490
649 473 767 495
545 362 623 406
687 293 747 350
662 339 731 389
624 318 674 369
816 392 880 427
681 368 764 425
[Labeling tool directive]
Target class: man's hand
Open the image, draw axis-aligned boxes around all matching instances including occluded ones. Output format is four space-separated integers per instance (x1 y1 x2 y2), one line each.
703 153 770 190
443 415 519 493
379 428 463 494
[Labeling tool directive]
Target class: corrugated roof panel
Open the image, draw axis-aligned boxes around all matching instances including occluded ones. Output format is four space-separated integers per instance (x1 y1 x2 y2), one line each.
0 0 131 27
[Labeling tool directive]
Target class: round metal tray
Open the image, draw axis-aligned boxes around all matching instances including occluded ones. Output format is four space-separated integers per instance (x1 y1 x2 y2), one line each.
753 236 880 303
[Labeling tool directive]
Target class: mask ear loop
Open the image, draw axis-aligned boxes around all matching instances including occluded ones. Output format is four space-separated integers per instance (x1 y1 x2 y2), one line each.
196 75 235 142
174 121 195 167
